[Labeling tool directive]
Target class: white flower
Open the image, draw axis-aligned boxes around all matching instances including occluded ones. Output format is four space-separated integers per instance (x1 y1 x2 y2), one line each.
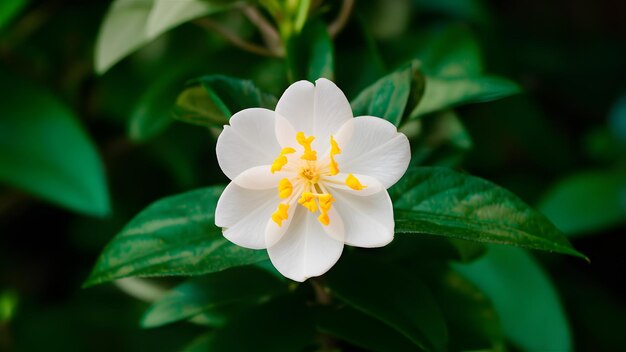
215 78 411 281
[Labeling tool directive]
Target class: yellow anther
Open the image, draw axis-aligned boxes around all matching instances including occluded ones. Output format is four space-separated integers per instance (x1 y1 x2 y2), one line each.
329 136 341 176
318 212 330 226
277 178 293 199
271 203 290 227
296 132 317 161
298 192 318 212
330 136 341 155
318 193 334 212
346 174 367 190
270 147 296 173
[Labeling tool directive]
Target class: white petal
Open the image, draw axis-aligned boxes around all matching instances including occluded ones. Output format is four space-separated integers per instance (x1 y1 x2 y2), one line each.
321 207 345 242
275 79 353 152
267 207 344 282
334 116 410 188
265 189 301 248
215 182 278 250
276 80 315 136
233 165 291 190
274 113 301 150
332 188 394 248
216 108 281 180
311 78 353 151
322 173 384 196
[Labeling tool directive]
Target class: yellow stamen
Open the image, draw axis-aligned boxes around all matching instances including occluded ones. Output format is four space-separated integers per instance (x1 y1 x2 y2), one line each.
270 147 296 173
330 135 341 155
298 192 318 212
271 203 290 227
329 135 341 176
277 178 293 199
346 173 367 190
318 212 330 226
318 193 334 212
296 132 317 161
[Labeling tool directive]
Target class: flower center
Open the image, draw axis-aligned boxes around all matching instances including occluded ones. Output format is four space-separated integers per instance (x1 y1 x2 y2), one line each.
299 165 319 183
270 131 367 228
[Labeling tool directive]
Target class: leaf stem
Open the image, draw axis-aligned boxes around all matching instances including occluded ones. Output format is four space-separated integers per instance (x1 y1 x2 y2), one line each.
328 0 355 38
194 18 277 57
240 5 284 57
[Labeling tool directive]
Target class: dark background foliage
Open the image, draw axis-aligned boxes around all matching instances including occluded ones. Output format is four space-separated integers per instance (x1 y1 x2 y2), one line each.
0 0 625 351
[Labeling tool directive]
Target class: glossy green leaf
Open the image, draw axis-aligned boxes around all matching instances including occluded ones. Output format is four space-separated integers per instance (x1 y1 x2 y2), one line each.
351 61 424 126
392 167 585 259
327 254 448 351
455 246 572 351
205 295 316 351
84 186 268 287
410 75 521 118
316 306 417 352
141 266 286 328
0 71 109 216
174 75 277 127
286 19 334 82
436 270 504 351
0 0 27 31
538 170 626 236
95 0 222 74
145 0 217 38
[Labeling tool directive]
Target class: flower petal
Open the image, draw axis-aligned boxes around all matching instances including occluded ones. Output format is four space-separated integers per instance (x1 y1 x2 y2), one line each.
267 207 344 282
334 116 410 188
216 108 282 180
323 173 384 196
331 188 394 248
311 78 353 151
233 165 291 190
276 80 315 137
275 79 352 152
215 182 279 249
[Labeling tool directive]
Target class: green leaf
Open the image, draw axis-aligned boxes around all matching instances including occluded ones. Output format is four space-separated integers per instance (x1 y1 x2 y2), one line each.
435 270 504 351
205 295 316 351
0 70 109 216
414 24 483 77
410 75 521 119
326 254 448 351
392 167 586 259
141 266 287 328
174 75 277 127
84 186 268 287
95 0 223 74
316 306 418 352
0 0 27 31
351 61 424 126
538 170 626 236
286 19 334 82
455 246 572 351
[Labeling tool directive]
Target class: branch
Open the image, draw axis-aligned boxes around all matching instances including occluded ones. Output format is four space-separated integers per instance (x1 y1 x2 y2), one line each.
194 18 277 57
328 0 355 38
241 5 284 57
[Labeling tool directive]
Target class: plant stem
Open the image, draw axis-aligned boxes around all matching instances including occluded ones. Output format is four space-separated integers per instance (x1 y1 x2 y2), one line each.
194 18 277 57
328 0 355 38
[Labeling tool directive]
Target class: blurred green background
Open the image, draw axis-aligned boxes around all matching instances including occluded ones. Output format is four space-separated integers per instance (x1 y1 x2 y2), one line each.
1 0 625 351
